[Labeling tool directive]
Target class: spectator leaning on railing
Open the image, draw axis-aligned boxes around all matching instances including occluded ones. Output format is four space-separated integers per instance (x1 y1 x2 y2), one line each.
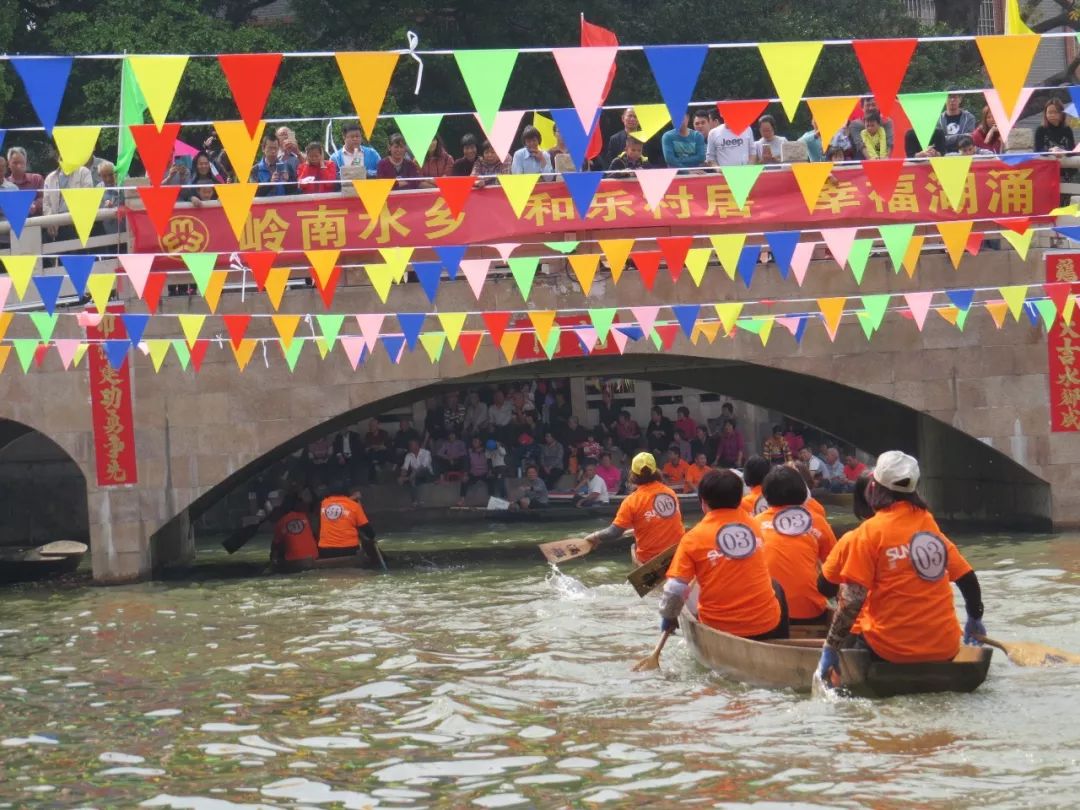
6 148 44 215
250 133 298 197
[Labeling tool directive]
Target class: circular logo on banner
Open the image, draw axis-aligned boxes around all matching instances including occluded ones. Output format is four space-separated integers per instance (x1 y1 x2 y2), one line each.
774 506 812 537
285 519 306 535
715 523 757 559
653 493 678 518
909 532 948 581
324 504 344 521
753 496 768 516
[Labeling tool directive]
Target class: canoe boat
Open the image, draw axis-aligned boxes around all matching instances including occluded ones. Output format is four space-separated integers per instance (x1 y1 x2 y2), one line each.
272 554 380 574
0 543 87 584
680 609 992 697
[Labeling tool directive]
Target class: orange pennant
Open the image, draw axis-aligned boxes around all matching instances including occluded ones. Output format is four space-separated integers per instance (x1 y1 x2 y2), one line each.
692 321 721 345
985 300 1009 329
0 345 9 374
265 267 290 310
806 97 859 145
231 338 258 371
306 249 341 289
214 120 264 183
499 330 522 363
598 239 634 284
335 52 399 138
216 183 258 241
569 254 601 296
937 306 960 326
204 270 228 313
352 179 396 218
528 311 557 346
791 163 834 213
936 221 973 269
902 234 924 278
975 35 1040 119
817 297 847 341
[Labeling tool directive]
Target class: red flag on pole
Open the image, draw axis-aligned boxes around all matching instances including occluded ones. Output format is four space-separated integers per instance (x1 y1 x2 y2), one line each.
581 15 618 161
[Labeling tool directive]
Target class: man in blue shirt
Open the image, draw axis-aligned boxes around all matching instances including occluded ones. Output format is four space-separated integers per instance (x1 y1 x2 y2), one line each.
330 123 380 178
510 125 554 180
662 113 706 169
249 134 297 197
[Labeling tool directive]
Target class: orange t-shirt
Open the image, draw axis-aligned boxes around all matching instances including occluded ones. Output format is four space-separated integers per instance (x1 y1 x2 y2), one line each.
806 497 826 519
613 480 684 563
839 503 972 663
684 463 709 492
754 505 837 619
662 459 690 491
318 495 369 549
740 485 767 518
273 511 319 561
666 508 781 637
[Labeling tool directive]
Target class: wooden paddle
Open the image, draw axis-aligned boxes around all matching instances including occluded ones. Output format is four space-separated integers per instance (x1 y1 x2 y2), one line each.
539 537 594 564
627 543 678 598
222 518 268 554
976 634 1080 666
35 540 88 557
632 630 673 672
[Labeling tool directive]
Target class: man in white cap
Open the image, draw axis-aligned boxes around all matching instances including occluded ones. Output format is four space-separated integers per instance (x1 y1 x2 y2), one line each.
818 451 986 682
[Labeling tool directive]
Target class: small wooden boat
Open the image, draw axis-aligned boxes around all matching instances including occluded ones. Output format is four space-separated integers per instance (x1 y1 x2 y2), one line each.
815 491 855 510
680 609 992 697
0 541 88 584
272 554 381 574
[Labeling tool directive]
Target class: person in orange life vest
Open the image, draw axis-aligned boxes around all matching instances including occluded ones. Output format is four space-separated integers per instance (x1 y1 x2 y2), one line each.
317 488 378 563
684 452 711 493
659 469 789 639
661 445 691 492
581 452 684 565
753 466 837 623
271 493 319 565
739 455 771 517
819 451 985 681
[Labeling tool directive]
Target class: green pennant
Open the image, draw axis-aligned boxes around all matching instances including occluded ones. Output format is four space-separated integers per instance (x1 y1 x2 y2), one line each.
181 253 217 296
720 165 765 209
315 314 346 350
878 224 915 273
956 307 969 331
454 49 518 131
847 239 874 285
394 113 444 166
544 241 580 254
649 328 663 350
283 337 304 370
542 325 562 359
1035 298 1058 331
736 317 764 335
856 311 876 340
898 91 948 151
509 257 539 300
28 312 59 343
420 332 446 363
172 339 190 370
12 339 38 372
860 294 891 332
589 308 617 343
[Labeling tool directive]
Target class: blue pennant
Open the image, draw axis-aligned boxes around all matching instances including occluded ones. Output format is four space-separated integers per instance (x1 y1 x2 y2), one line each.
793 314 809 345
945 289 975 312
670 304 701 337
104 339 130 369
615 325 644 342
381 334 406 364
0 190 38 238
396 313 426 350
1054 226 1080 242
32 276 64 315
433 245 466 280
550 107 601 169
121 313 150 346
0 130 6 155
10 56 73 135
736 246 759 289
644 45 709 128
764 231 800 280
562 172 604 219
998 153 1036 166
413 262 443 304
60 254 96 295
1023 301 1039 327
1069 86 1080 121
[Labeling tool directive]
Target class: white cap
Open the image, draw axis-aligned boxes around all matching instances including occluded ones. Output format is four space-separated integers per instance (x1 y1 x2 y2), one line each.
872 451 920 493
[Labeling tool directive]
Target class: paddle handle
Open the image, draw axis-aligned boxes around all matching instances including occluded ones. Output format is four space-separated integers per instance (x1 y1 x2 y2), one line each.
974 634 1006 652
653 629 673 658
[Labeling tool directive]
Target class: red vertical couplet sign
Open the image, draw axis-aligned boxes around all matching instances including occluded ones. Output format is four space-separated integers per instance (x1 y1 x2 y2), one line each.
85 305 139 484
1046 254 1080 432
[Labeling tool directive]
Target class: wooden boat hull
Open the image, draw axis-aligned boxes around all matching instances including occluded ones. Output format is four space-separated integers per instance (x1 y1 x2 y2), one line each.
681 610 992 697
272 554 379 574
0 548 84 583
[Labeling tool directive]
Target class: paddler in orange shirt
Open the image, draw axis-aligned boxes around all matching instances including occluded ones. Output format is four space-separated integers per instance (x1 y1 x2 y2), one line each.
739 456 771 517
582 452 684 565
271 493 319 566
317 488 381 565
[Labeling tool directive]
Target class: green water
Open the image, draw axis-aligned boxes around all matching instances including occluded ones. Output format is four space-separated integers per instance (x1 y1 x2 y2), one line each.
2 522 1080 809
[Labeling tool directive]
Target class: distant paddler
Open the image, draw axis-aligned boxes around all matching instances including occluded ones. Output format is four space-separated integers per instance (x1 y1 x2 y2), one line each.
739 456 771 517
271 493 319 568
317 487 383 568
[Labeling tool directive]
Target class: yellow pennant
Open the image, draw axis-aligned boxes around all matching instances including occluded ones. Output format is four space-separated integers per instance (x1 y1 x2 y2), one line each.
936 221 973 270
1005 0 1034 34
693 320 721 345
265 267 291 311
73 343 89 367
710 234 746 280
806 98 859 144
2 256 37 299
335 52 399 139
758 316 774 347
976 35 1039 118
528 310 557 345
499 174 540 218
0 345 9 374
53 126 101 173
0 313 11 341
629 104 672 142
532 111 556 150
714 302 743 334
231 338 258 371
569 254 601 296
272 314 301 349
204 271 228 313
366 264 396 303
214 120 264 183
86 272 115 313
216 183 258 241
1065 294 1077 326
985 300 1009 329
129 55 189 130
791 163 833 213
352 179 396 218
598 239 634 284
684 247 712 287
147 339 171 372
500 330 522 363
1001 228 1034 259
306 249 341 289
999 284 1028 321
758 41 823 120
379 247 414 283
61 187 105 245
178 314 205 347
902 235 925 278
817 297 847 341
929 156 973 212
437 312 467 349
314 337 330 359
420 332 446 363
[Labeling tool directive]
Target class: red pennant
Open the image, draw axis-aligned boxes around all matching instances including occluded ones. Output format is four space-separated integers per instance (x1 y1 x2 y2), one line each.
862 159 905 202
223 314 252 349
190 339 211 372
965 233 984 256
656 323 679 351
586 126 604 161
137 185 181 237
218 53 283 137
314 265 341 309
851 39 917 119
994 217 1031 235
434 176 475 217
1046 282 1072 319
459 332 483 366
142 272 167 314
631 251 662 291
34 344 49 368
481 311 512 346
657 236 693 282
243 251 276 291
130 123 182 185
715 100 769 134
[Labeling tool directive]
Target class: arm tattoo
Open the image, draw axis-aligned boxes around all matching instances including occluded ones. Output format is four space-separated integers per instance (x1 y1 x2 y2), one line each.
584 524 624 546
826 583 867 649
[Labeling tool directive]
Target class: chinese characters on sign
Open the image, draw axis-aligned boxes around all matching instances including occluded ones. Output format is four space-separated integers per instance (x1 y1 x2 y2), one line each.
1047 255 1080 433
85 308 139 485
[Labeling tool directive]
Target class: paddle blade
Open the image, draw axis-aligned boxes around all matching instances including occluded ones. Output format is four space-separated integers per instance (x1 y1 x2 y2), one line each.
539 538 593 564
222 521 265 554
981 636 1080 666
631 629 672 672
627 543 677 597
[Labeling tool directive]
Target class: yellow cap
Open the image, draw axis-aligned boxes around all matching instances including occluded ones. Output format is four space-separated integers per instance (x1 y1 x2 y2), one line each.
631 452 658 475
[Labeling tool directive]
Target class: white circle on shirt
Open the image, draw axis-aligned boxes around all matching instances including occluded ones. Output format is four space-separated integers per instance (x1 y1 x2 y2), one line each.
753 496 768 516
774 506 812 537
909 532 948 581
716 523 757 559
285 519 306 535
324 504 344 520
653 493 678 518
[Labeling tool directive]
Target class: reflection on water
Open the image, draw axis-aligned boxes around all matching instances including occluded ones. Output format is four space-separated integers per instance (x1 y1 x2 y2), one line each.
1 525 1080 808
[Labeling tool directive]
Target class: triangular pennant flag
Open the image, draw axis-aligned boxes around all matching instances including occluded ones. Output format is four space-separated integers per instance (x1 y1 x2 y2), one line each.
136 185 180 237
736 246 759 289
339 336 366 369
861 294 891 332
775 316 801 338
314 265 342 309
856 310 876 340
86 272 115 313
129 123 182 185
630 103 677 143
62 187 106 244
631 251 662 291
899 92 948 150
644 45 709 127
710 234 746 280
863 159 906 203
1034 298 1057 331
904 291 934 330
806 97 859 146
985 300 1009 329
817 297 847 340
306 249 340 290
1046 282 1071 322
31 276 63 315
999 285 1028 321
589 308 618 343
355 313 384 353
0 190 37 238
365 264 396 304
946 289 975 312
878 224 915 272
52 125 101 174
491 242 517 262
509 257 539 300
379 247 413 282
413 261 443 303
499 173 540 218
757 317 775 347
143 272 167 315
459 259 490 300
459 332 484 365
550 107 602 168
984 87 1034 144
11 339 38 373
178 314 206 347
720 164 765 210
996 217 1031 235
655 323 680 351
433 245 466 279
10 56 72 135
146 339 169 372
500 330 522 363
214 120 264 187
381 334 407 365
189 340 211 372
791 163 833 213
736 316 764 335
546 240 580 255
611 328 630 354
630 305 660 338
216 183 258 241
118 313 148 346
637 168 679 211
619 324 646 342
976 36 1039 119
929 156 973 211
528 310 557 346
181 252 217 296
218 53 282 137
598 239 634 283
397 312 426 350
55 339 84 370
552 47 619 132
104 340 130 370
966 231 984 256
851 39 917 118
28 311 58 342
657 236 693 282
847 239 874 284
264 267 290 311
454 50 517 132
670 304 701 337
170 340 191 370
936 221 973 269
272 314 301 349
902 235 925 278
562 172 604 218
32 343 49 369
715 99 770 134
435 312 467 350
764 231 800 280
695 320 722 345
477 109 526 161
2 256 36 299
231 338 257 371
129 55 188 130
335 52 399 138
532 111 556 150
117 254 153 298
434 176 474 218
352 179 396 218
479 312 510 348
790 242 814 286
419 332 446 363
937 306 961 327
240 251 275 292
758 41 823 120
0 277 9 310
1001 228 1034 259
822 228 858 268
569 253 601 295
574 325 598 354
396 113 445 169
315 336 331 360
683 247 711 287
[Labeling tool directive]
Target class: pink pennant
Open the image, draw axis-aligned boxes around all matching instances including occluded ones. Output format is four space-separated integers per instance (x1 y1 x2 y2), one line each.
983 87 1034 145
173 139 199 159
552 47 619 132
0 276 10 309
490 243 518 262
476 110 526 160
904 291 934 331
612 328 629 354
776 316 803 336
460 259 491 300
575 325 598 353
76 311 104 328
340 336 366 369
630 305 660 337
636 168 678 210
354 313 385 353
118 254 154 298
790 242 815 286
54 339 81 369
822 228 858 268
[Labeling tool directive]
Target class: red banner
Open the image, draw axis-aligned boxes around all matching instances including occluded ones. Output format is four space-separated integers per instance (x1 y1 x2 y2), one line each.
131 160 1059 255
86 308 139 485
511 314 621 360
1047 255 1080 432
